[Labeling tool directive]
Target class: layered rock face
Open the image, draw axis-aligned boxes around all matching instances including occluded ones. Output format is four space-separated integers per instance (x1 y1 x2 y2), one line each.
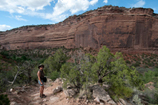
0 6 158 52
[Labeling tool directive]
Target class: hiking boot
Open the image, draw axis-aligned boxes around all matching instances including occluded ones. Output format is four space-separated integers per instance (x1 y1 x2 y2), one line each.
40 94 46 98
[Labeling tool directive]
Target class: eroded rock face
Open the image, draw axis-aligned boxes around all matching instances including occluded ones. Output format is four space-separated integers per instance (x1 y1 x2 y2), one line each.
0 6 158 52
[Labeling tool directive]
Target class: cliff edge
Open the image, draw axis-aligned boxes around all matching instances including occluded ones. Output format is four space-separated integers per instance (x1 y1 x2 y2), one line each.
0 5 158 53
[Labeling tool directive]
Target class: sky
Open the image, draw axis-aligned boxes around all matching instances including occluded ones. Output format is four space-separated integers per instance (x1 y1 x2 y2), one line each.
0 0 158 31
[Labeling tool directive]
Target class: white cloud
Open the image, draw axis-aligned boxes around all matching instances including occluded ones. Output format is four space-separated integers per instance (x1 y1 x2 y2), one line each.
47 0 98 22
132 0 145 7
15 15 27 21
103 0 108 3
0 25 11 31
90 0 98 5
0 0 53 13
0 0 98 23
52 0 97 15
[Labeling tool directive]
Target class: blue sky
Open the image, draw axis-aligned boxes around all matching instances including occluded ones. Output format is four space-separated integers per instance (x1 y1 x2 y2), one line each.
0 0 158 31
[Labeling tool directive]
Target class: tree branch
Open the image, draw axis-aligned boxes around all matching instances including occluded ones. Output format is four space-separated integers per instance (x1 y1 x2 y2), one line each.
8 66 20 85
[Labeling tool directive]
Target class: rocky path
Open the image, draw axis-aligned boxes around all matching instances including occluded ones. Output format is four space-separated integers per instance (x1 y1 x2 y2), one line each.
8 78 131 105
29 79 70 105
8 79 98 105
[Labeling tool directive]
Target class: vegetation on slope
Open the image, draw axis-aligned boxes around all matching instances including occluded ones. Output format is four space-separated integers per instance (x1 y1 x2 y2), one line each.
0 46 158 104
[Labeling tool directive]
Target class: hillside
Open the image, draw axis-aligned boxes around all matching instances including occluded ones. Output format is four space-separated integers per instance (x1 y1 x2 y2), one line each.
0 5 158 53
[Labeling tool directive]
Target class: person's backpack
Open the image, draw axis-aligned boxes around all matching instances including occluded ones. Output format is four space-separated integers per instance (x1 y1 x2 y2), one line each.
43 77 47 82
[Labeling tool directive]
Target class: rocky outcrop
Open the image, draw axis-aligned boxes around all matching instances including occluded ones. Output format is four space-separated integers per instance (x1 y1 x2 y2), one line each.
0 6 158 53
92 85 116 105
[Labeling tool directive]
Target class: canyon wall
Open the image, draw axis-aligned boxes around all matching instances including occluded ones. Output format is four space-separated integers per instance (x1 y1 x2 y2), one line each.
0 6 158 53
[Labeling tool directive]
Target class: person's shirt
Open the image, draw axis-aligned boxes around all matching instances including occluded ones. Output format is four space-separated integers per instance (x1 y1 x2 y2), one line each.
38 70 44 80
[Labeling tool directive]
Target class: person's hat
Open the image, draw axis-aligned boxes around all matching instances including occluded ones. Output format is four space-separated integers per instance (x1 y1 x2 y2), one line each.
38 64 44 69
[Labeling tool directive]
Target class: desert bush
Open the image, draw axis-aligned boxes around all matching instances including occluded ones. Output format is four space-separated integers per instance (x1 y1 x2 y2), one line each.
60 46 144 100
142 53 145 59
132 61 141 67
0 66 15 92
143 88 158 104
44 49 69 80
126 60 131 64
48 70 60 81
140 70 158 84
144 58 150 63
132 95 143 105
149 55 154 60
0 51 9 58
0 94 10 105
147 62 154 67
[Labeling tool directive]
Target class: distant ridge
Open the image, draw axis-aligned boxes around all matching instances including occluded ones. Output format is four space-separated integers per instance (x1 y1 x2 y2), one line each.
0 5 158 54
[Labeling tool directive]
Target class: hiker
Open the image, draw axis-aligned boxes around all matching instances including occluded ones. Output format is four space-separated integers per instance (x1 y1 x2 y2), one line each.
37 64 46 98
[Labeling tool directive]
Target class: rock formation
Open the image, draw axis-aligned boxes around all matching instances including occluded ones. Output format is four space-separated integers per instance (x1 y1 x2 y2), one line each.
0 6 158 53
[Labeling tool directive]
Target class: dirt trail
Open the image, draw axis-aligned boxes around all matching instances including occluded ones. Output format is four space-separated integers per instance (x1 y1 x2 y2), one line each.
8 80 98 105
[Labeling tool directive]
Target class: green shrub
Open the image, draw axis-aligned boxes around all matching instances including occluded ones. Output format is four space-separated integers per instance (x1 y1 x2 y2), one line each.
141 70 158 84
149 56 154 60
147 62 154 67
126 60 131 64
0 55 2 59
60 46 144 100
44 49 68 80
0 51 9 58
0 94 10 105
44 49 68 73
142 53 145 59
48 70 60 81
132 61 141 67
143 88 158 104
132 95 143 105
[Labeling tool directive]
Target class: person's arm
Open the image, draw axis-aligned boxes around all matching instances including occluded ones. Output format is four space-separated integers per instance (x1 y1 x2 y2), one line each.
37 71 43 84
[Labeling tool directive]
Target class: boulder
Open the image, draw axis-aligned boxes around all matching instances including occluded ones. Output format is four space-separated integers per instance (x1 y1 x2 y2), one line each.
100 102 105 105
78 89 92 99
119 98 127 105
52 86 63 95
92 85 116 105
64 88 77 97
94 97 100 103
47 78 52 83
10 102 19 105
145 82 155 90
54 78 62 83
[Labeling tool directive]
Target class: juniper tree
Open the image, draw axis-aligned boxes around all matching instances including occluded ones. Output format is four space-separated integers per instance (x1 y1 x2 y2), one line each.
44 49 68 80
60 46 144 99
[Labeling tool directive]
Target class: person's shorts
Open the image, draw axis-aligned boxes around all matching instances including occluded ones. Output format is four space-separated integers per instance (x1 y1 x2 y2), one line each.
38 80 44 86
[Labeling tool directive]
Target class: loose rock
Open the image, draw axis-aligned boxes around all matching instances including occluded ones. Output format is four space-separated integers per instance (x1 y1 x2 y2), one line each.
119 98 126 105
54 78 62 83
100 102 105 105
52 86 63 95
64 89 77 97
92 85 116 105
94 97 100 103
47 78 52 83
10 102 19 105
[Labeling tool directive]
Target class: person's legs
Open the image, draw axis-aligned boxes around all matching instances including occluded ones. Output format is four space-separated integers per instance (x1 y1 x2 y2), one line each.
40 86 43 97
38 80 44 97
38 80 46 98
41 85 44 95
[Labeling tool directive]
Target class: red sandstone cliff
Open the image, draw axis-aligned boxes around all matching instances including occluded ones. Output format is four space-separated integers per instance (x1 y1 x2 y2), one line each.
0 6 158 52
